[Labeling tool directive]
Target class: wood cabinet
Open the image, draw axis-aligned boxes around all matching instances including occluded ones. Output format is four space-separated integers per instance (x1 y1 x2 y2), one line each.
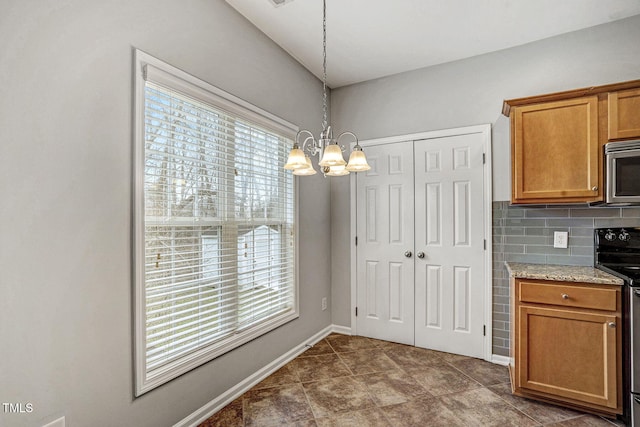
503 79 640 205
609 88 640 140
510 278 622 416
510 96 600 204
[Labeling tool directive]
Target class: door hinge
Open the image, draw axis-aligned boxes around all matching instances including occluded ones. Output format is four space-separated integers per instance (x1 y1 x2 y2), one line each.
355 236 358 246
483 153 486 164
483 325 486 336
355 307 358 317
484 239 487 250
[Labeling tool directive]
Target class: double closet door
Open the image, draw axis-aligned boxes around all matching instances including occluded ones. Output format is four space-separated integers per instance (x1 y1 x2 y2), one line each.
355 133 486 358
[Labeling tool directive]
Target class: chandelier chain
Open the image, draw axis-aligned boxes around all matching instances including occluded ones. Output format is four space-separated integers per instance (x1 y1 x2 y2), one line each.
322 0 328 132
283 0 370 175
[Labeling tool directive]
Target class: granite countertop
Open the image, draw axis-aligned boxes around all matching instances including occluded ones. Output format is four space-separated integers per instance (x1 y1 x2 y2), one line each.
504 262 623 286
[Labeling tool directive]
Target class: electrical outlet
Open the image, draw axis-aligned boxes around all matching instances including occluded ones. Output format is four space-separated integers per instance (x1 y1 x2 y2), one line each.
321 297 327 311
553 231 568 248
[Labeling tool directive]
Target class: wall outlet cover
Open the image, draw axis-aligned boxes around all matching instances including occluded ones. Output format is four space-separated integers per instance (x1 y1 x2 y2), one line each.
553 231 569 249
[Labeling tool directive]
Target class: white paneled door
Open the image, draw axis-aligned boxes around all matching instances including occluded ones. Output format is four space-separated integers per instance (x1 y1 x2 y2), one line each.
413 134 485 358
356 140 415 345
356 131 486 358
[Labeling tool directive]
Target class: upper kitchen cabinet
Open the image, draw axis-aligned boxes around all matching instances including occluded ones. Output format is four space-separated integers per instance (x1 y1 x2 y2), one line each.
609 88 640 140
503 79 640 205
510 96 600 204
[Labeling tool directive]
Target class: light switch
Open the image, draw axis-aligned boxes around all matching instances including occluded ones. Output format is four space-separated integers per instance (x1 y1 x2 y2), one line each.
553 231 568 248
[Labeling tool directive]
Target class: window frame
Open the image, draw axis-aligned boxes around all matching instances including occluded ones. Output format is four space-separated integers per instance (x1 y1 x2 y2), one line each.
133 49 299 396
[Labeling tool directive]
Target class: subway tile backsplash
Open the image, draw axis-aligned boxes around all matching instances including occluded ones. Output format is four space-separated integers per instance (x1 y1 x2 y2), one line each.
491 201 640 357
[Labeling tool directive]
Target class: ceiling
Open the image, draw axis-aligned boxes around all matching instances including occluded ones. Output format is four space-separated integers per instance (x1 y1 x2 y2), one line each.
225 0 640 88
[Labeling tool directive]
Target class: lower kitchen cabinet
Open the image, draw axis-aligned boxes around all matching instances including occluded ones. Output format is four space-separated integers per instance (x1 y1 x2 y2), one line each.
510 278 622 416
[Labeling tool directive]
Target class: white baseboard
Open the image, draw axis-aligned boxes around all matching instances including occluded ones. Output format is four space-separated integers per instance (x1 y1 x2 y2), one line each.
174 324 344 427
330 324 352 335
491 354 511 366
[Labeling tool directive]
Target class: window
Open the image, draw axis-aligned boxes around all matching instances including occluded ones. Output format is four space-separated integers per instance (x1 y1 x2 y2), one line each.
133 50 298 395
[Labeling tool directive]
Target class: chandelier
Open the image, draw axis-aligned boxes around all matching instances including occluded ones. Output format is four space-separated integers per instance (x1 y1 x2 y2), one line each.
283 0 370 177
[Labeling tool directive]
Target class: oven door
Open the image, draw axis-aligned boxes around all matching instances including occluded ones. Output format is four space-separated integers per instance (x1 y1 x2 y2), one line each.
606 142 640 204
633 287 640 395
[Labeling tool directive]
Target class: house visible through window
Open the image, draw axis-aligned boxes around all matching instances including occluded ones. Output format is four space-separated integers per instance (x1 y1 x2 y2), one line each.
133 50 297 395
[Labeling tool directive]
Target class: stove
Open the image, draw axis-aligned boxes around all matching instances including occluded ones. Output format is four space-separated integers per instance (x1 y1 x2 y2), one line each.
599 265 640 285
595 227 640 284
595 227 640 426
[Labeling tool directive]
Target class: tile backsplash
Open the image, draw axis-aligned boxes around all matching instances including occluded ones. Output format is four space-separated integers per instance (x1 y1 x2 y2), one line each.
492 201 640 357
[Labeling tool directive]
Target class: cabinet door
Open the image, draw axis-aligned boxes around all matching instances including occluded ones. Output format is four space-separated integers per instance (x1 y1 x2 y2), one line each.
516 305 617 409
512 97 600 203
609 88 640 140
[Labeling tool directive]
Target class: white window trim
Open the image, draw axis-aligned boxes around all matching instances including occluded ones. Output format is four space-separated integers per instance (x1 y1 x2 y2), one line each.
133 49 300 396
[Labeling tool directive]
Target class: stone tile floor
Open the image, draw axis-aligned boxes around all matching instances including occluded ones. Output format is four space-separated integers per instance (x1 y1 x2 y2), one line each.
198 333 625 427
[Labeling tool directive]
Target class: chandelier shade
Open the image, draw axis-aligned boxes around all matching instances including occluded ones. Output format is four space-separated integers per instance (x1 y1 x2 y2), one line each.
283 0 370 177
345 145 371 172
318 143 347 167
293 155 317 176
283 146 307 170
325 164 350 176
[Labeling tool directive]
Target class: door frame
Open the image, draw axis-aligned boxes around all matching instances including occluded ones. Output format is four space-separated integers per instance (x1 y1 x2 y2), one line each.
349 124 493 362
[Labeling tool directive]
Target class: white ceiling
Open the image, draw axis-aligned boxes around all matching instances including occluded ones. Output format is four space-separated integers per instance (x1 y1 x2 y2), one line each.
225 0 640 88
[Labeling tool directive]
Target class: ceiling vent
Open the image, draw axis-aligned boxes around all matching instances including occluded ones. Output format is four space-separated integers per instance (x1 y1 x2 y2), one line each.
268 0 295 7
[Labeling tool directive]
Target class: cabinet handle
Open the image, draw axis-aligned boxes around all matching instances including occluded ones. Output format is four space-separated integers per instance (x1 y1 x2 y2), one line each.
417 251 425 259
404 251 412 258
561 293 569 299
608 322 616 328
592 186 598 191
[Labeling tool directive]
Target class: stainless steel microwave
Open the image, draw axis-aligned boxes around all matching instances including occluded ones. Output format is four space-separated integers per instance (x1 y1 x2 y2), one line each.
605 140 640 205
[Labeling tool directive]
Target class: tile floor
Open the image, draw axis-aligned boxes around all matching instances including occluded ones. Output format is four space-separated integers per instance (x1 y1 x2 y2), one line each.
198 333 624 427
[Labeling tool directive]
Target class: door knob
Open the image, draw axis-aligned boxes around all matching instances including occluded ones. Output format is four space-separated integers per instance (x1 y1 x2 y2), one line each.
608 322 616 328
417 251 425 259
404 251 412 258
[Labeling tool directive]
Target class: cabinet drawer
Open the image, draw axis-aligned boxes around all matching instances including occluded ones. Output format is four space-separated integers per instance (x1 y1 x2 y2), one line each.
518 280 617 311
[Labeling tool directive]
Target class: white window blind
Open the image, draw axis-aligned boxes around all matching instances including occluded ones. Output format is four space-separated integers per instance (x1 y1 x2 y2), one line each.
134 51 298 395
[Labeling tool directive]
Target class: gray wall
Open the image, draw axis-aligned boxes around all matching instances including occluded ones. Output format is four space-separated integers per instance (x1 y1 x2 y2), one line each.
330 15 640 332
0 1 331 426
